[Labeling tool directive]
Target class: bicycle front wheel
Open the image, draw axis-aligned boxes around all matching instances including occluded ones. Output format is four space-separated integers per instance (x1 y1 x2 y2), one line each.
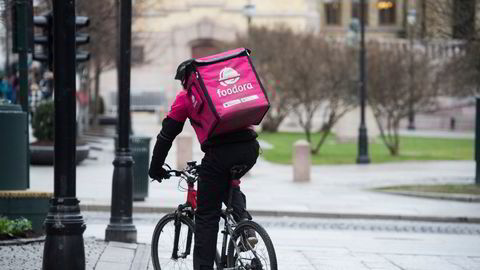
227 220 278 270
151 213 195 270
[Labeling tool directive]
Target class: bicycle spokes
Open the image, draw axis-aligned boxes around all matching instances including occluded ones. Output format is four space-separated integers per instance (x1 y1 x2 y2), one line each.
152 215 195 270
232 232 271 270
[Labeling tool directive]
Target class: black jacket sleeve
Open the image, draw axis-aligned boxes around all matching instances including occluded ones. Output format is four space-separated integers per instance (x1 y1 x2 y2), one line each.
151 116 185 166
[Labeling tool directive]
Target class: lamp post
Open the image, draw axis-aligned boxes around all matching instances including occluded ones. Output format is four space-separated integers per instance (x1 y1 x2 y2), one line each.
356 0 370 164
105 0 137 243
346 19 360 47
42 0 86 269
243 2 256 33
476 97 480 185
407 9 417 130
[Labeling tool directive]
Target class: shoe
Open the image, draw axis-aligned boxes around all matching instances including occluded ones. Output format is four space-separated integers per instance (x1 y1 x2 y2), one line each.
239 229 258 252
245 229 258 247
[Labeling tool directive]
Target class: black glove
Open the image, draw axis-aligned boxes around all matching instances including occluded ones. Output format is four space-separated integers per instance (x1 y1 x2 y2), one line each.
149 117 185 181
148 158 169 181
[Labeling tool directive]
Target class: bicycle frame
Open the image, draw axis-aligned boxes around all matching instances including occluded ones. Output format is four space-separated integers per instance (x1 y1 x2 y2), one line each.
163 164 257 270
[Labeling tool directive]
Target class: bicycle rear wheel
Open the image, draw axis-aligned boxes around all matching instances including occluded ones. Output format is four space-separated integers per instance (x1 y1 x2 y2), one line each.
151 213 195 270
227 220 278 270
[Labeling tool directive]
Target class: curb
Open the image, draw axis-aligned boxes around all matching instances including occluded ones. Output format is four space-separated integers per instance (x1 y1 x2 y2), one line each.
377 190 480 203
80 204 480 224
0 236 45 246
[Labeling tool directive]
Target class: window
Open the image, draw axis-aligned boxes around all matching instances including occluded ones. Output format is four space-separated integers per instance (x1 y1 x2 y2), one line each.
352 0 369 26
452 0 476 39
191 40 220 58
324 0 342 25
377 0 396 25
131 45 145 64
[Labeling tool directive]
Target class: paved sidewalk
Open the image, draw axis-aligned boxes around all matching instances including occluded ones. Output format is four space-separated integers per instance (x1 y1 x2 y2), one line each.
28 113 479 223
398 129 474 139
14 113 480 270
95 241 151 270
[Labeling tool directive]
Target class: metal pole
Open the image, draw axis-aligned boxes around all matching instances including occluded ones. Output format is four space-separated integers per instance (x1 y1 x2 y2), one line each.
476 97 480 185
14 0 30 187
356 0 370 164
407 16 416 130
105 0 137 243
16 1 28 113
42 0 86 269
5 9 10 77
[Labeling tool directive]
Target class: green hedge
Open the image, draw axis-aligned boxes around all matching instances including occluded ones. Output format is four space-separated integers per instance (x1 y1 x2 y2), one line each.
0 216 32 237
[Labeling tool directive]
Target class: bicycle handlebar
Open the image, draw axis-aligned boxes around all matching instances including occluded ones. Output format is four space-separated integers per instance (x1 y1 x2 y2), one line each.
153 161 199 184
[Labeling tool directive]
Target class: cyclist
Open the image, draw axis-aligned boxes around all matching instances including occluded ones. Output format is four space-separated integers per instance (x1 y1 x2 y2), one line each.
148 60 260 270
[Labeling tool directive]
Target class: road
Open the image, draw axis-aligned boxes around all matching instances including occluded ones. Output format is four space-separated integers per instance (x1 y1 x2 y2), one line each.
84 212 480 270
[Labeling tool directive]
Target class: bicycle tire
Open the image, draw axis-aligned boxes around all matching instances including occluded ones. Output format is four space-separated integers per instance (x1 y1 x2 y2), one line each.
227 220 278 270
151 213 195 270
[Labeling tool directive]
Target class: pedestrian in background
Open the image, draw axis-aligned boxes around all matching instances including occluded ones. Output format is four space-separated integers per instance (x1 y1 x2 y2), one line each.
0 72 7 100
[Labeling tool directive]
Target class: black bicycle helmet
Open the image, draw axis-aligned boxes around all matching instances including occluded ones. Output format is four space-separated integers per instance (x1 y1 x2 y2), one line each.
174 58 194 87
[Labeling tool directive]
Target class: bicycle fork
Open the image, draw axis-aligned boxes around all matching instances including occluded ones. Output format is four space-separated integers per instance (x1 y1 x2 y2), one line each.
171 209 194 260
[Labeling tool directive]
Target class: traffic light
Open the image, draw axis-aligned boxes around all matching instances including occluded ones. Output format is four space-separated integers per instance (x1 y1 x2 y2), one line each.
75 16 90 63
33 14 90 67
33 13 53 69
11 0 34 54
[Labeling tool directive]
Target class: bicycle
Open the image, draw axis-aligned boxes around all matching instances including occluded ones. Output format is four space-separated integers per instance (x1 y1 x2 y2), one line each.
151 161 278 270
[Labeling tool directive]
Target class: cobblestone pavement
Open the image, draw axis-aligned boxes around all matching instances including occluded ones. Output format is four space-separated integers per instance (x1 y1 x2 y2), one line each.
256 217 480 235
84 212 480 236
0 237 107 270
83 212 480 270
1 213 479 270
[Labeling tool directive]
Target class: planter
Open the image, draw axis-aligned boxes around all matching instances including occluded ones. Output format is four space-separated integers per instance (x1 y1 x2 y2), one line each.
98 114 118 126
0 191 52 233
30 143 90 165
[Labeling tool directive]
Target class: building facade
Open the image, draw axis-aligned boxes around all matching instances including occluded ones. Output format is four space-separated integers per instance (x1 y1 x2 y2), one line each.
99 0 477 132
100 0 319 109
103 0 480 109
421 0 480 40
318 0 408 38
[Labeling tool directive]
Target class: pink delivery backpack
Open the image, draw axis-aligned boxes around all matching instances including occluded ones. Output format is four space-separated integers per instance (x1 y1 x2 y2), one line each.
180 48 270 144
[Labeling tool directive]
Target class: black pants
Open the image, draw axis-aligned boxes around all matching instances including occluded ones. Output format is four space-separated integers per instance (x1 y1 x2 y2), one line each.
193 139 260 270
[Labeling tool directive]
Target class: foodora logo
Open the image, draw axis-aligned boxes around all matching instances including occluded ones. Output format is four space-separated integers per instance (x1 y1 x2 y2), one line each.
219 67 240 86
216 67 254 98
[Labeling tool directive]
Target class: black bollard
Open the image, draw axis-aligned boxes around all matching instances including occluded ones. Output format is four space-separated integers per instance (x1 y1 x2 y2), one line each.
450 117 456 131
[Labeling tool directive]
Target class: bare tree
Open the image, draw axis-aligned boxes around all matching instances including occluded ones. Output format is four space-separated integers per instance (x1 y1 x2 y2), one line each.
76 0 155 125
234 27 357 153
75 1 117 126
231 26 298 132
1 0 12 74
367 44 439 155
288 35 357 154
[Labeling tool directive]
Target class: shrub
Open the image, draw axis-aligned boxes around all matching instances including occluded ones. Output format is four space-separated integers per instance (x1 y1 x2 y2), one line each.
32 100 54 142
0 216 32 237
